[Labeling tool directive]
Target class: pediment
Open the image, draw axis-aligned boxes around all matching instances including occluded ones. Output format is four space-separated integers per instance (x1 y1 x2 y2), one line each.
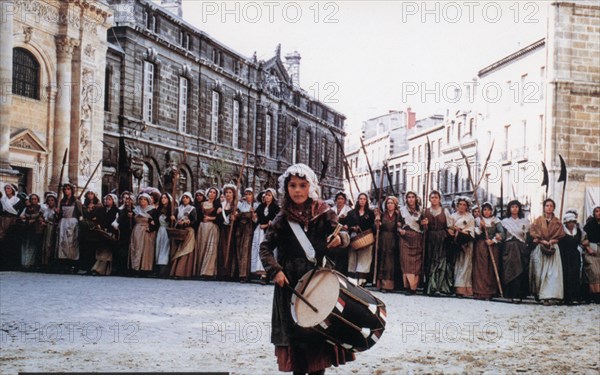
10 129 48 153
262 56 291 85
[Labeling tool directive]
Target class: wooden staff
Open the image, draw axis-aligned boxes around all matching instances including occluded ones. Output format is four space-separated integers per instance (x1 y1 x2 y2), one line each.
328 128 360 199
56 148 69 204
557 154 567 220
458 141 503 297
77 159 102 200
383 161 396 197
421 137 431 284
372 162 386 285
359 137 378 193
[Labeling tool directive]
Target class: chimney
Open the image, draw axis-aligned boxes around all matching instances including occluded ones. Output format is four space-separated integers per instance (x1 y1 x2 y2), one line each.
407 107 416 129
284 51 301 87
161 0 183 18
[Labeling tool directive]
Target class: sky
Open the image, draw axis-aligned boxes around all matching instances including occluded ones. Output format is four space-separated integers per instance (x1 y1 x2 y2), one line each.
174 1 549 132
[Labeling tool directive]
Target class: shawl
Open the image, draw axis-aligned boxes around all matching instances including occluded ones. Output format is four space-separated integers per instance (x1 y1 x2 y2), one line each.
501 217 530 243
530 215 566 242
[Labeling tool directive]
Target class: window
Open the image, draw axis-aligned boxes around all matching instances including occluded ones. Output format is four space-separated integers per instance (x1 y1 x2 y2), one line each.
178 168 188 195
178 77 188 133
321 138 327 163
142 61 154 123
446 127 451 143
133 162 153 193
504 125 510 157
178 30 183 45
104 67 111 111
211 91 220 142
12 48 39 99
468 118 474 136
522 120 527 149
431 140 436 158
265 114 272 157
232 100 240 148
539 66 545 100
145 13 157 32
457 122 462 140
307 131 313 167
520 74 527 106
292 127 298 164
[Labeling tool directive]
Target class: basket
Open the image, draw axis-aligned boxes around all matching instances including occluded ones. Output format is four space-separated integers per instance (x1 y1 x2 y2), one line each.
167 227 188 241
350 229 375 251
540 244 556 256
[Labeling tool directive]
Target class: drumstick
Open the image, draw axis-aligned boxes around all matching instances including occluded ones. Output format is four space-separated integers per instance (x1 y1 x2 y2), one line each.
285 284 319 313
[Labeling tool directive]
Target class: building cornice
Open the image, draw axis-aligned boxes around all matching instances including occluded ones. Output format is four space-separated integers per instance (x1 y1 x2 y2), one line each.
478 38 545 78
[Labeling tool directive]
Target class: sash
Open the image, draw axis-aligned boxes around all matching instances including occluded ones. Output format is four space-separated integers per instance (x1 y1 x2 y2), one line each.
288 220 316 265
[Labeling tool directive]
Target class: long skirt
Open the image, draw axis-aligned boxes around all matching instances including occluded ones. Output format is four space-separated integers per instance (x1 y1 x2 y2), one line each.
41 222 56 265
171 227 196 278
560 243 582 302
129 222 155 271
472 240 500 299
348 245 373 285
376 230 397 290
426 229 453 295
155 225 170 266
530 244 564 301
400 230 423 291
197 222 220 277
454 242 474 296
502 239 530 299
21 230 42 268
583 243 600 294
91 246 113 275
218 224 235 278
250 226 266 273
236 220 254 279
56 218 79 260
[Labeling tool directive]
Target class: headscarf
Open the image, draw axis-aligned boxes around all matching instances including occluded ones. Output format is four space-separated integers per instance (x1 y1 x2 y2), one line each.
104 193 119 208
277 163 320 202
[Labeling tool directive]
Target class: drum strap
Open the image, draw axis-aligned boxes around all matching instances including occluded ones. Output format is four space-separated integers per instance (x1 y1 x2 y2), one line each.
288 220 316 264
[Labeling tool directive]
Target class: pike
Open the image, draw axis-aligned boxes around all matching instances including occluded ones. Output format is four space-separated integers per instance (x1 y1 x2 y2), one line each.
56 148 69 204
372 160 386 285
458 140 503 297
328 128 360 199
557 154 567 220
383 161 396 197
359 137 378 194
541 161 549 200
77 159 102 200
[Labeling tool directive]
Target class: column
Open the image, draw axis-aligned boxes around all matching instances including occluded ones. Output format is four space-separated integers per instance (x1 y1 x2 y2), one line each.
51 35 79 189
0 0 18 181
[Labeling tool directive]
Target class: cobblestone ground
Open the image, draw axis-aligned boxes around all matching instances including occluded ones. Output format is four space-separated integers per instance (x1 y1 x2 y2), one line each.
1 272 599 374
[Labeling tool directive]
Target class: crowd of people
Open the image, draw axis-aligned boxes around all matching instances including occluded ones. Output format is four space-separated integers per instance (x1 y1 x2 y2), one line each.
1 178 599 305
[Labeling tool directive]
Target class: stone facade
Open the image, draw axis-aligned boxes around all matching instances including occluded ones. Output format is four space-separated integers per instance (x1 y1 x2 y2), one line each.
1 0 112 195
102 0 345 198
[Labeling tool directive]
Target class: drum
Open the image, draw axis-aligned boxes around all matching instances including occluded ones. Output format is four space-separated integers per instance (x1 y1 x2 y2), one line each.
350 229 375 251
291 268 386 352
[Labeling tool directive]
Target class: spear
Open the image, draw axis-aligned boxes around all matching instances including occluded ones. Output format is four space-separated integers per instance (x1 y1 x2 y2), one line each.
557 154 567 220
56 148 69 204
359 137 378 194
383 161 396 197
372 161 386 285
77 159 102 200
541 161 549 200
458 140 503 297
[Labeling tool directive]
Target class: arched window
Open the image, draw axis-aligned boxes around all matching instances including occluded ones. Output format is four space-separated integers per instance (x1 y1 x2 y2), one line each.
13 48 40 99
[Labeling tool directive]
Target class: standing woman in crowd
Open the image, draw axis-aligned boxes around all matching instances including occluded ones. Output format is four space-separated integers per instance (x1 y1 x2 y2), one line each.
345 192 375 287
259 163 352 375
530 198 565 305
41 192 58 269
218 184 237 279
19 194 44 270
0 183 26 270
559 211 585 304
155 193 173 278
129 193 158 275
251 188 279 284
193 190 206 232
80 191 102 272
90 193 119 276
583 205 600 302
112 191 135 276
472 202 505 300
375 196 401 292
398 191 425 294
501 200 531 302
447 196 475 297
332 191 352 276
236 188 258 282
197 187 222 278
170 192 197 279
56 183 83 274
425 190 453 296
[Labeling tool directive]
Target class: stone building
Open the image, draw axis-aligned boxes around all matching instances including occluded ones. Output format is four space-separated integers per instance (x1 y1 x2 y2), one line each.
1 0 112 194
102 0 346 198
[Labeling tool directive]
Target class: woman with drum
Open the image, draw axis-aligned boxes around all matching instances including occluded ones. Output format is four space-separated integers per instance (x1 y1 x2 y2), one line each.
501 200 531 303
154 193 174 278
398 191 426 294
472 202 505 300
375 196 401 293
56 183 83 274
128 193 158 275
170 192 198 279
424 191 453 296
447 196 475 297
530 198 566 305
259 163 352 375
90 193 119 276
196 187 222 278
19 193 44 271
251 188 279 284
344 192 375 287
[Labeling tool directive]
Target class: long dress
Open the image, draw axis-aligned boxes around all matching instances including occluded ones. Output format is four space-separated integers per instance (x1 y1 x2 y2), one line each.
218 201 235 278
250 202 280 275
425 207 453 295
472 217 505 299
0 193 25 270
197 200 221 277
235 199 258 279
170 205 197 278
41 205 58 266
155 212 172 268
399 206 423 292
583 217 600 297
377 211 400 291
332 204 352 275
20 205 44 268
129 206 157 271
345 207 375 285
259 200 354 373
501 217 531 299
56 199 82 261
559 225 583 303
529 215 566 301
91 206 119 275
113 206 134 275
448 211 475 296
